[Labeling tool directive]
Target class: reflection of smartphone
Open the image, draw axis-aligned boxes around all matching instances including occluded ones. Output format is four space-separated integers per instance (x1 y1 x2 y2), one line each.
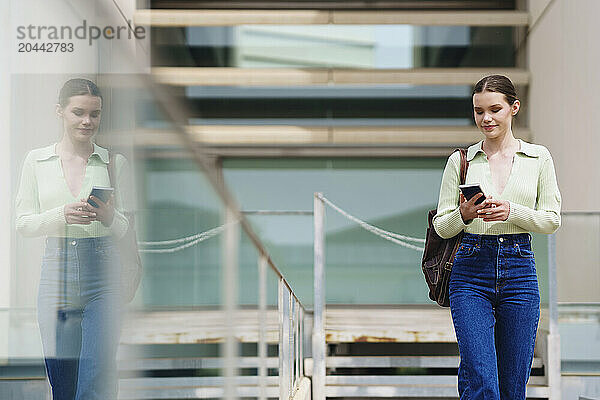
87 186 114 208
459 184 485 205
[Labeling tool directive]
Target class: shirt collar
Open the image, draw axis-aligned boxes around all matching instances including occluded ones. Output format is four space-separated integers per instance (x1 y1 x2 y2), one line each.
466 139 540 161
35 143 109 164
34 144 58 161
92 144 110 164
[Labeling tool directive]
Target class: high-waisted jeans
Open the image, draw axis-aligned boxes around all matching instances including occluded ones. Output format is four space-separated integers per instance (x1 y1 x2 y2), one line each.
449 233 540 400
38 236 122 400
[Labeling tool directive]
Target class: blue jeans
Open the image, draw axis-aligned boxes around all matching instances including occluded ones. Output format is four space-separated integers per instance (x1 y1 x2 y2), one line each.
449 233 540 400
38 237 122 400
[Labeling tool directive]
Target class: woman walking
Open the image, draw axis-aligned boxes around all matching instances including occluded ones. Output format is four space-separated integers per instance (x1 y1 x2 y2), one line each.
433 75 561 399
15 78 130 399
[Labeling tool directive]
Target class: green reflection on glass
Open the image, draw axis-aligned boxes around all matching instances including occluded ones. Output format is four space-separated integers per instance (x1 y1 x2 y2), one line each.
224 158 445 305
139 158 223 307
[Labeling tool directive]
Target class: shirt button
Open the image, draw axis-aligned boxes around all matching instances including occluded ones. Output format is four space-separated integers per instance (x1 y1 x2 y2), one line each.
499 238 504 243
71 240 77 246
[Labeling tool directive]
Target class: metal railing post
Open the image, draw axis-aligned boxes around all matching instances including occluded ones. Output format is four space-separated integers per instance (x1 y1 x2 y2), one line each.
279 279 291 400
258 255 268 400
295 301 300 387
289 296 295 393
223 207 240 400
313 193 326 400
548 233 559 337
299 307 304 377
547 233 561 400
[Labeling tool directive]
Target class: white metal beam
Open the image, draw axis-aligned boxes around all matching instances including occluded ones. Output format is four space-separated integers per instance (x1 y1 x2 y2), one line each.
106 126 533 147
152 67 529 87
312 193 326 400
135 9 529 26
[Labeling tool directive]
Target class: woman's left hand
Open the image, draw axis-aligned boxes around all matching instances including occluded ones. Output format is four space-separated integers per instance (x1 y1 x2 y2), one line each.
88 195 115 227
477 198 510 222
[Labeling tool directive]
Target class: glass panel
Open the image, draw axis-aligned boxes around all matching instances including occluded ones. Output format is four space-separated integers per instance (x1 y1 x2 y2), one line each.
119 105 231 398
137 85 474 128
239 230 282 307
138 156 224 307
555 213 600 373
244 214 314 306
223 157 447 305
152 26 517 68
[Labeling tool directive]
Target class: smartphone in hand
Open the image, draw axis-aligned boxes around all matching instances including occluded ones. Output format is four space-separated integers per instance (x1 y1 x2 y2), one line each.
459 184 486 205
87 186 114 208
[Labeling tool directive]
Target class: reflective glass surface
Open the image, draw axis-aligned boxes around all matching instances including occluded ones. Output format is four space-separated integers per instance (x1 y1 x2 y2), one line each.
152 25 516 68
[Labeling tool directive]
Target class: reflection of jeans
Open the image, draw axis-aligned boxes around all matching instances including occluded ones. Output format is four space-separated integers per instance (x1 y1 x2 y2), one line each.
449 233 540 400
38 236 121 400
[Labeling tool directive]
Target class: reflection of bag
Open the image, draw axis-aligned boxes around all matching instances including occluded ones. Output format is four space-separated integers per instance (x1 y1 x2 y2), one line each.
421 149 468 307
108 152 142 303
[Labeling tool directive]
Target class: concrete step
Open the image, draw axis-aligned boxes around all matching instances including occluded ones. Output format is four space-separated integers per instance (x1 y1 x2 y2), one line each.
118 376 278 399
118 356 279 371
305 356 544 375
326 374 547 386
324 380 549 398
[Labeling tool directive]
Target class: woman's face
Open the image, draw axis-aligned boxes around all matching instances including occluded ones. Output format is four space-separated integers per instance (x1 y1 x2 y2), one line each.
57 94 102 144
472 90 519 140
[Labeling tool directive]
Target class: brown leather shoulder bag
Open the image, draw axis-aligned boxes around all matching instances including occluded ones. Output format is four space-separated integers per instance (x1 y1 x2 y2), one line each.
421 149 468 307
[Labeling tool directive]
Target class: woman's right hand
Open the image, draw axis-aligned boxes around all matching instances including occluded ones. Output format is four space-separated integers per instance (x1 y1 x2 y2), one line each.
64 200 97 225
459 193 490 223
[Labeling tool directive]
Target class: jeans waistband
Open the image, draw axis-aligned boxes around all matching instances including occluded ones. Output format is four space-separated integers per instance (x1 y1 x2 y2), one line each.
462 232 531 245
46 236 113 250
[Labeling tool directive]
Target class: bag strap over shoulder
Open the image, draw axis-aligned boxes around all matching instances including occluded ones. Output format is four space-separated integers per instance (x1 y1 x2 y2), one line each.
455 148 468 185
107 151 116 189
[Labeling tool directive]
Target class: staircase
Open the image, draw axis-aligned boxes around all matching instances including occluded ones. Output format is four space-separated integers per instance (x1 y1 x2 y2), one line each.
118 351 280 399
118 308 283 399
307 305 553 399
118 305 556 399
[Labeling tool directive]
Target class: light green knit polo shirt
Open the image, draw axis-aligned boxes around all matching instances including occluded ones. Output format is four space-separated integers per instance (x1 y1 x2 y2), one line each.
433 139 561 239
15 143 130 239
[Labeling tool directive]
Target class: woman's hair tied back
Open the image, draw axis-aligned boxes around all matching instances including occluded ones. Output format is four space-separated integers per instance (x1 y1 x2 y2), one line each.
58 78 102 107
473 74 518 106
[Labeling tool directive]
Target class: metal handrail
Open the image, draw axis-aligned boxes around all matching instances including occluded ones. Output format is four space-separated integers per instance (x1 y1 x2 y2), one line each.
142 49 309 400
146 49 309 399
141 58 309 400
